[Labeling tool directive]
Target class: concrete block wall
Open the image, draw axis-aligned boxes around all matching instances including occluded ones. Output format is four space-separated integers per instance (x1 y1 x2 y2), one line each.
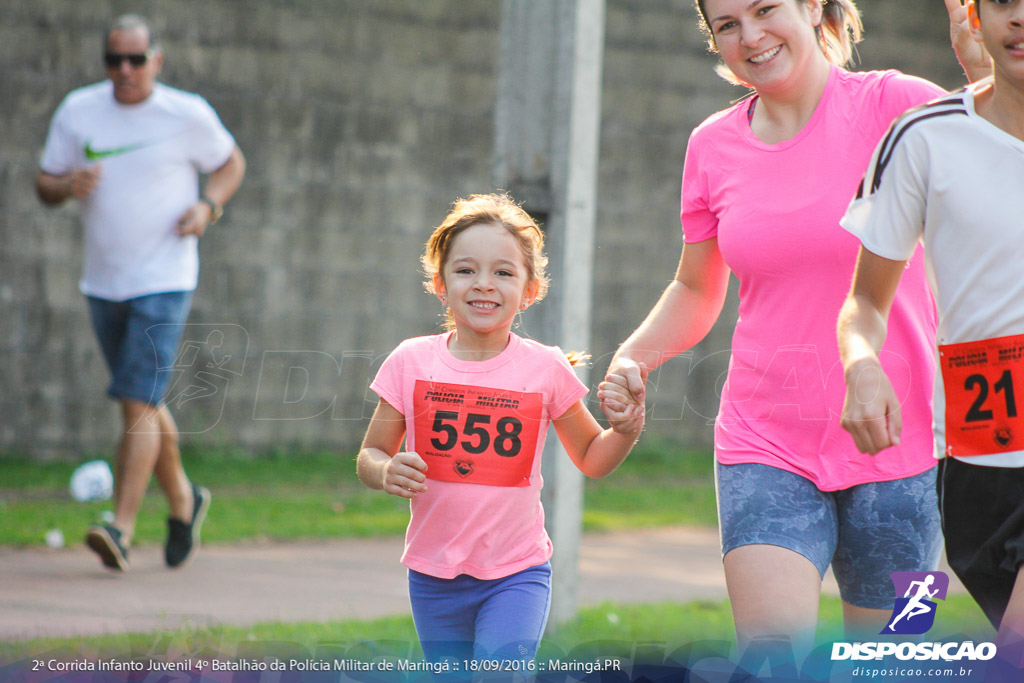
0 0 967 459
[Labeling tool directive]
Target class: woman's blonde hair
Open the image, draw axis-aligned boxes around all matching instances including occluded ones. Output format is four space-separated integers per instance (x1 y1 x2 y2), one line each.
694 0 864 85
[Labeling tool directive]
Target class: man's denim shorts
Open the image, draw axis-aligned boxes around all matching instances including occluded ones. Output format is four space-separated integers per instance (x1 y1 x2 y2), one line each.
87 291 194 406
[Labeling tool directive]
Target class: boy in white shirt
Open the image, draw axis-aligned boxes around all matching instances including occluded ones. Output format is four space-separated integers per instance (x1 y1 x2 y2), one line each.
838 0 1024 658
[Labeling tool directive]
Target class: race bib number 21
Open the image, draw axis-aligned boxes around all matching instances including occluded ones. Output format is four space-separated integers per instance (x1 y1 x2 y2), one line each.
939 333 1024 457
412 380 543 486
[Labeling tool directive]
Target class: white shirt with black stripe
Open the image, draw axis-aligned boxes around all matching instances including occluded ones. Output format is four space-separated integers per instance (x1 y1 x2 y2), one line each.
841 82 1024 467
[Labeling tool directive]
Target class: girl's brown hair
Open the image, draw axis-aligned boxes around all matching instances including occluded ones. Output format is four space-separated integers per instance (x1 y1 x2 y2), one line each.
422 193 549 330
422 193 588 366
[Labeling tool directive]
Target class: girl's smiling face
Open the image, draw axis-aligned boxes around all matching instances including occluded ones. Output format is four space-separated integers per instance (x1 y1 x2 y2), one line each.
434 222 539 347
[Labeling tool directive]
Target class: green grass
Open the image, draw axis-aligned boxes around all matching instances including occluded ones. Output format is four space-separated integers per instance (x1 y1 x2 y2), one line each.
584 440 716 530
0 440 713 547
0 445 999 679
0 596 993 664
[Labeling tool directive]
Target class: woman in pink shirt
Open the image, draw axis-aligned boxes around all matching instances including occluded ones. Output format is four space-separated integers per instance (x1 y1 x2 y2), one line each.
603 0 989 661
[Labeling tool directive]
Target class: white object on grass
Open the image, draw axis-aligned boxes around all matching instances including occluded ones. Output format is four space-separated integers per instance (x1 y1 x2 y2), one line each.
69 459 114 502
45 528 65 548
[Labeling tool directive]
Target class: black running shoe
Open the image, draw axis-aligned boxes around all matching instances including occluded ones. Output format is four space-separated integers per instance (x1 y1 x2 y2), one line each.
165 484 211 568
85 524 130 571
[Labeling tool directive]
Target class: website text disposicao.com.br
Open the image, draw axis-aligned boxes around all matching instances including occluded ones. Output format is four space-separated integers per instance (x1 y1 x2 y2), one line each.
835 640 996 679
851 664 979 679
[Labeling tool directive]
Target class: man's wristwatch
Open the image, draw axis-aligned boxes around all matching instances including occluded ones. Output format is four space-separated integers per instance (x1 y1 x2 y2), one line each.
200 196 223 224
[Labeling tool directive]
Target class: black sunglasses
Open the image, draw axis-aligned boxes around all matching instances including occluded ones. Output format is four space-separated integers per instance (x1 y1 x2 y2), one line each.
104 52 150 68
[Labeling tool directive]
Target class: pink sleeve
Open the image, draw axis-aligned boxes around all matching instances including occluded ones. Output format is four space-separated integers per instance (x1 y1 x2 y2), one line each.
874 71 947 129
546 350 590 419
679 126 718 244
369 346 406 415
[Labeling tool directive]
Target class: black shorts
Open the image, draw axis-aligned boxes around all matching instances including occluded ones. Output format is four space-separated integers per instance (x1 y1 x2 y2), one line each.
938 457 1024 628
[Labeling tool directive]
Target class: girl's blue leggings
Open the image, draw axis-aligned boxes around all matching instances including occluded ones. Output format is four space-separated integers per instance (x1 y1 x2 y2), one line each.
408 561 552 666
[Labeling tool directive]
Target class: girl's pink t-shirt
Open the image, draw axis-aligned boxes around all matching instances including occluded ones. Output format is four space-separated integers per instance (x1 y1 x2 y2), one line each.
681 67 944 490
371 331 587 579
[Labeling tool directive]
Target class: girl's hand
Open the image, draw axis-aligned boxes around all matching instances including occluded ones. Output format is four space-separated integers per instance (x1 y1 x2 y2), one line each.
382 451 428 499
598 369 645 436
601 359 649 408
601 396 645 436
840 358 902 455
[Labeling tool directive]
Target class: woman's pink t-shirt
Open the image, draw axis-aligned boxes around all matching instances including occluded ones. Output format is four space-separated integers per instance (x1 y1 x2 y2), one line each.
681 67 944 490
371 331 588 579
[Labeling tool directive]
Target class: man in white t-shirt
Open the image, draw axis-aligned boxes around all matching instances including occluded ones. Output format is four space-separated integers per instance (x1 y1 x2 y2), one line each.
35 14 246 572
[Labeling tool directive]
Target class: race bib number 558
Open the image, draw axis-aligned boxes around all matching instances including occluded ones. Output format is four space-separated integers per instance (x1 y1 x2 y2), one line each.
412 380 543 487
939 333 1024 457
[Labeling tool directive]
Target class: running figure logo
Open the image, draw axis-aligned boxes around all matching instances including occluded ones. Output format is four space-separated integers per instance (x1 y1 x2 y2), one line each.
881 571 950 635
153 323 249 434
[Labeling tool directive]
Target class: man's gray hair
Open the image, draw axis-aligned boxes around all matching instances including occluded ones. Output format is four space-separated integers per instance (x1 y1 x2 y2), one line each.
105 14 161 52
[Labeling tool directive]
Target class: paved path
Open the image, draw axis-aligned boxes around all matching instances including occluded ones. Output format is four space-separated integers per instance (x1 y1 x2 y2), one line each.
1 527 960 643
1 528 722 642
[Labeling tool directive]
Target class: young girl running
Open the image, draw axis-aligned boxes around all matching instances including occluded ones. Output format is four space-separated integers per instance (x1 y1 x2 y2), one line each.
356 193 643 669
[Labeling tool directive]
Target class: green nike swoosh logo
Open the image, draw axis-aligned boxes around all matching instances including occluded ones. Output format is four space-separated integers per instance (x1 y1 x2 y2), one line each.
83 140 147 161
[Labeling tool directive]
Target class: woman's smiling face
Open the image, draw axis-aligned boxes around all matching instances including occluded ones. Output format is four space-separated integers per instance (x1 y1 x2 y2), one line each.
702 0 825 93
